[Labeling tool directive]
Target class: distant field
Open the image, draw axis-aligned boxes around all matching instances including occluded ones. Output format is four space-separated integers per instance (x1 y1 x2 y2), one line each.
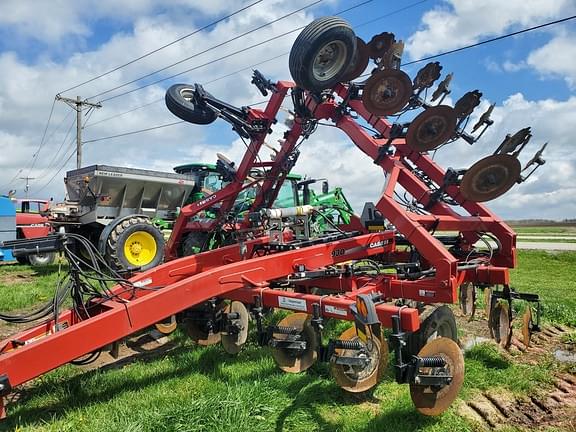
512 225 576 235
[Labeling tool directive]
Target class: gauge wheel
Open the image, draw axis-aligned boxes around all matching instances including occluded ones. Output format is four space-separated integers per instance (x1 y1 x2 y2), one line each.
405 305 458 358
289 16 357 92
107 216 165 271
165 84 217 124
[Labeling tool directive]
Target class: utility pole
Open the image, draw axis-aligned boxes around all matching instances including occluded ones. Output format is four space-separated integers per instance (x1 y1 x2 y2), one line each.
56 95 102 169
19 176 35 197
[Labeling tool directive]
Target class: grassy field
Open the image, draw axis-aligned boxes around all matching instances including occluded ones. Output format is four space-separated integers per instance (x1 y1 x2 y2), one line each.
0 251 573 431
512 226 576 235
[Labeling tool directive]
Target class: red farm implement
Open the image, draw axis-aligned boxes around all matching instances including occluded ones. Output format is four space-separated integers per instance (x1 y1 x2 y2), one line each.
0 17 547 418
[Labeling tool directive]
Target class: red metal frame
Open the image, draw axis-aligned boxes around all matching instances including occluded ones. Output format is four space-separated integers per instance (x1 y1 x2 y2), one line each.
0 78 517 416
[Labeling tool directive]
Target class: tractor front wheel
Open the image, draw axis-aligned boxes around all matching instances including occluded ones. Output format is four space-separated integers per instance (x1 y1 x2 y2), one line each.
28 252 57 266
106 217 165 271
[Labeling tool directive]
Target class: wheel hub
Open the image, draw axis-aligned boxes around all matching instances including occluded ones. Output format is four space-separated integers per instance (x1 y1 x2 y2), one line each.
313 41 347 80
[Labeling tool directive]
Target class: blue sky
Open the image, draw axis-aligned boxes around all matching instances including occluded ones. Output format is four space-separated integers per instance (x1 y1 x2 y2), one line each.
0 0 574 219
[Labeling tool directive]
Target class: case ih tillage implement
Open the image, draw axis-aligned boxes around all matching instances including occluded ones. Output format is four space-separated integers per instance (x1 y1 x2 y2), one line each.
0 17 548 418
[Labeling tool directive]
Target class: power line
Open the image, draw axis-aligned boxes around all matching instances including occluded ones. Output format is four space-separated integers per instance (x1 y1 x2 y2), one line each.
402 14 576 66
97 0 376 103
80 0 423 127
83 120 185 143
58 0 265 95
88 0 327 101
28 98 57 173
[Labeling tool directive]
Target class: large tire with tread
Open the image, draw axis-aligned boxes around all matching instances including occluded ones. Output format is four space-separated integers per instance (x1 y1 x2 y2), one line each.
165 84 217 125
182 232 209 256
28 252 56 266
289 16 357 92
405 305 458 358
106 217 165 272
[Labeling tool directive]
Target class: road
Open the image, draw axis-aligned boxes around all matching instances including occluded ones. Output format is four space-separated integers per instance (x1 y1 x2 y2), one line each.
516 242 576 251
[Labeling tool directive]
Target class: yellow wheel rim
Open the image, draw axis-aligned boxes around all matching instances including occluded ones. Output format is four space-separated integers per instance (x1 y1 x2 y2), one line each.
123 231 157 266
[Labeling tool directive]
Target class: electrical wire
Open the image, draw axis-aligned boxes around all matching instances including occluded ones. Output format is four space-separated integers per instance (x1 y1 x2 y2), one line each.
88 0 328 101
27 98 57 174
77 0 420 128
58 0 265 95
402 14 576 66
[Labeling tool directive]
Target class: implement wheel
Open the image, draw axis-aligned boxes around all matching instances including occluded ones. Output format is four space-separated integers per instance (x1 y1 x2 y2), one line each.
289 16 357 92
106 216 165 271
165 84 217 125
331 326 388 393
405 305 458 358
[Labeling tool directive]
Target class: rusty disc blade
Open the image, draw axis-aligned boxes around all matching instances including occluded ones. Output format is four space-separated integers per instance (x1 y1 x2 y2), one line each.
458 282 476 319
405 105 457 152
362 69 412 116
367 32 395 59
330 326 388 393
410 337 465 416
342 37 370 82
460 154 521 202
413 61 442 91
271 313 318 373
489 302 512 349
522 307 533 348
221 301 250 355
154 315 177 335
484 287 492 319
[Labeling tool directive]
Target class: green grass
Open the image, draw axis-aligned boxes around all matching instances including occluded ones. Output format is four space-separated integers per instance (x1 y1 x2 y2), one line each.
0 252 574 431
510 251 576 326
0 264 63 312
1 334 556 432
512 226 576 234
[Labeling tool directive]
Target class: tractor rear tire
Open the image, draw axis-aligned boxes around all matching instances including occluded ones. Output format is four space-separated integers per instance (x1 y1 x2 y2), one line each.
182 232 209 256
28 252 56 266
106 217 165 272
404 305 458 358
165 84 217 125
289 16 357 92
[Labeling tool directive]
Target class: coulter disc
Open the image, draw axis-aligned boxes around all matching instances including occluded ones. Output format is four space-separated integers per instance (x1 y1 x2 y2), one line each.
460 154 521 202
405 105 457 152
362 69 413 116
330 326 388 393
458 282 476 319
410 337 465 416
154 315 177 335
489 302 512 349
522 307 533 348
271 313 318 373
221 301 250 355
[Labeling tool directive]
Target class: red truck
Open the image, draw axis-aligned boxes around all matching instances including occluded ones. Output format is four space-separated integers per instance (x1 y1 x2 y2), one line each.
13 198 56 265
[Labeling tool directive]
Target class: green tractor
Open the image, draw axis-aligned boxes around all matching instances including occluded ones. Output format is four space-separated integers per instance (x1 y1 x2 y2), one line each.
153 163 354 255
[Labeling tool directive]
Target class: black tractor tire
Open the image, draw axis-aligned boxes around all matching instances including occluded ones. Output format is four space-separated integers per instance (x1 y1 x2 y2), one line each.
28 252 56 266
16 256 29 265
182 232 209 256
404 305 458 358
106 217 165 272
289 16 357 92
165 84 217 125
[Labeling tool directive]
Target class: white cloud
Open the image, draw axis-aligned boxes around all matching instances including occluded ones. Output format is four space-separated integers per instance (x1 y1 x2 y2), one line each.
405 0 574 59
526 32 576 87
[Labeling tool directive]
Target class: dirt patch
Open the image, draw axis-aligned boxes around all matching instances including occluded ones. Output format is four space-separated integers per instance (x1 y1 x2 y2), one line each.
0 270 35 285
460 374 576 430
455 298 576 430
